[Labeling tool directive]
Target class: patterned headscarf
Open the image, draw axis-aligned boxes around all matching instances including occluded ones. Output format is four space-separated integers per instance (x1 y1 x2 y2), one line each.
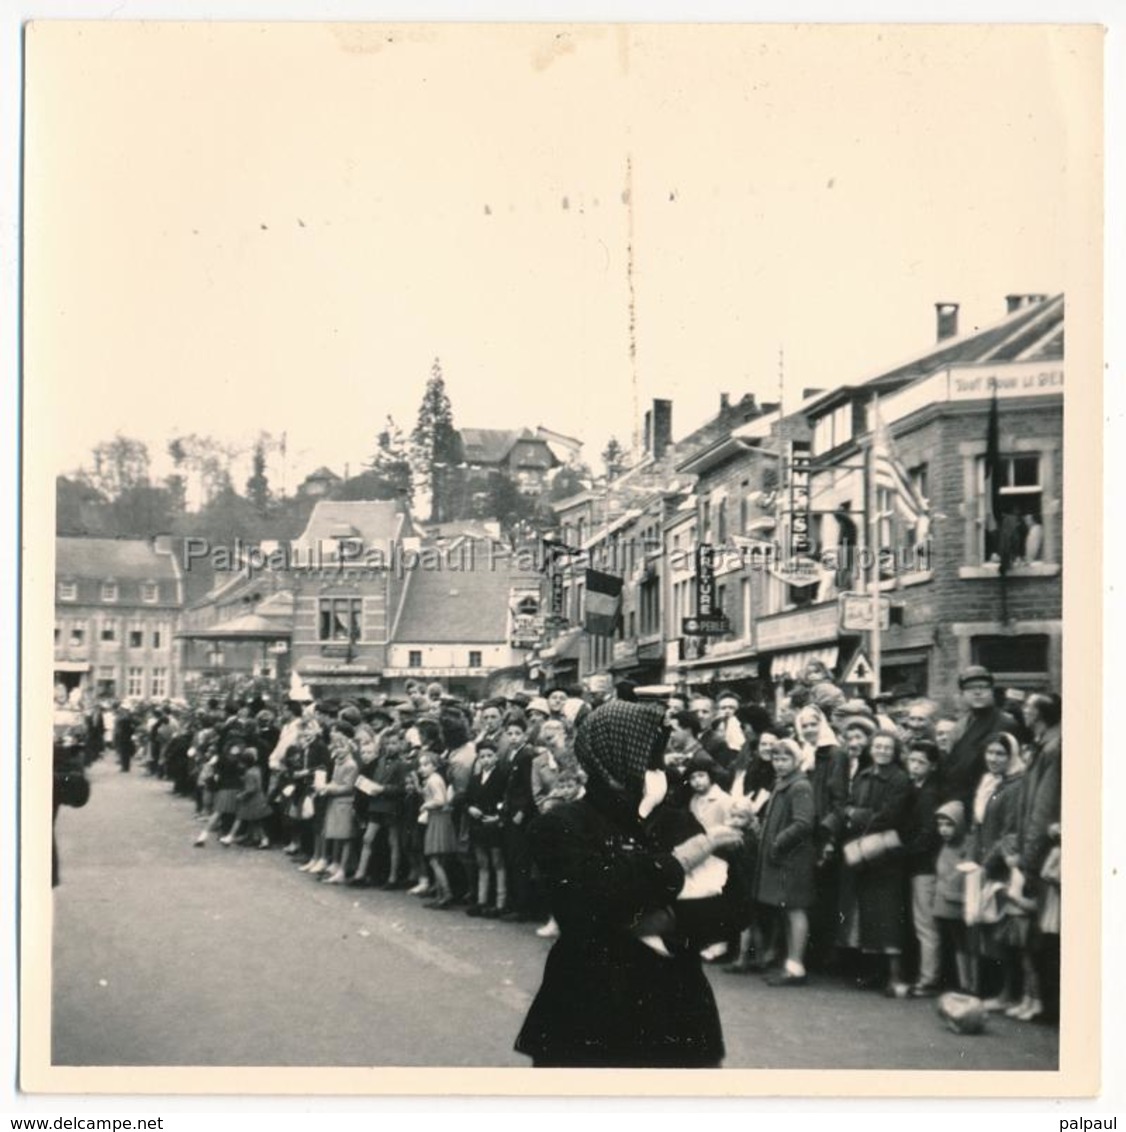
574 700 667 792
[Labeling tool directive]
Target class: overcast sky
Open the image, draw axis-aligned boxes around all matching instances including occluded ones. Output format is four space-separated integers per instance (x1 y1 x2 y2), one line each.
25 22 1093 493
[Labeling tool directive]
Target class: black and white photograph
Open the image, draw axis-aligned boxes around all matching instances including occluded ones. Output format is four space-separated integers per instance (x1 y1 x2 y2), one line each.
20 19 1102 1095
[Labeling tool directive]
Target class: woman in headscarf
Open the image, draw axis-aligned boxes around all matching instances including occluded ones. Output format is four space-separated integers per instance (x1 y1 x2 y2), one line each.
515 701 742 1068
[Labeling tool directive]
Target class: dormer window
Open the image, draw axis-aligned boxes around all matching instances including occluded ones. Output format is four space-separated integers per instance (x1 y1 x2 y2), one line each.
58 581 77 602
101 582 119 603
141 582 158 603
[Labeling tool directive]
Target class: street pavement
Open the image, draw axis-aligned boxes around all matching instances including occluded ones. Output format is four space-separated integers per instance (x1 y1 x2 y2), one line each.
51 761 1059 1070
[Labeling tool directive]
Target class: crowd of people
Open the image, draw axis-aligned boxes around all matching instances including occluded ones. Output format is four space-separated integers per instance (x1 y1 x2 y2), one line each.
80 661 1062 1028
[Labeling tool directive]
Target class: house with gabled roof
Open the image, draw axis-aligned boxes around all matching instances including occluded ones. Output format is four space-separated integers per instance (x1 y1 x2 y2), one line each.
459 427 560 495
54 536 184 703
384 537 542 700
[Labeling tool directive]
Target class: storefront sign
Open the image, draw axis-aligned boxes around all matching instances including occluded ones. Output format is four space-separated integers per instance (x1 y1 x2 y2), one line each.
768 556 822 587
550 571 565 617
839 592 891 632
682 615 731 636
695 544 717 616
948 364 1064 401
788 441 812 558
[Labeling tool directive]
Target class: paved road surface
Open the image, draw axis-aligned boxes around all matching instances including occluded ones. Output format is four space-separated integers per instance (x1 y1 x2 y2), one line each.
51 761 1059 1070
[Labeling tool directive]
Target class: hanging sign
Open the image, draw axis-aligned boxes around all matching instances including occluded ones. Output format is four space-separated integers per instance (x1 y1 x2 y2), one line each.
839 593 891 632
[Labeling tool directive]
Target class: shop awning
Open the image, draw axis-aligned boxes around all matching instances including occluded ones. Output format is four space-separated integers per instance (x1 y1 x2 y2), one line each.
53 662 90 673
176 613 291 641
770 645 839 682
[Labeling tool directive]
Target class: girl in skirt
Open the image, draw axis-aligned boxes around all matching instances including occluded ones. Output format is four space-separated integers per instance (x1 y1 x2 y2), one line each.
222 748 272 848
418 750 457 909
319 726 359 884
194 743 244 846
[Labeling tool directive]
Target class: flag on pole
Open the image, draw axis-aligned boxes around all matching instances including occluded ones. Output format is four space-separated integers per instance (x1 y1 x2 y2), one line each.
983 386 1013 575
541 537 581 573
872 402 929 525
583 568 623 636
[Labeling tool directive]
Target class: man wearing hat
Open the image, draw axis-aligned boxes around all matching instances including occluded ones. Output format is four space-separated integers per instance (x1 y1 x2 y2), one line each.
941 666 1018 807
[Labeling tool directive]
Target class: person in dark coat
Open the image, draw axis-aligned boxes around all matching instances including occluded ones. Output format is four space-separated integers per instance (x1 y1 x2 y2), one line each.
499 714 539 922
941 667 1018 808
515 701 741 1068
113 707 136 773
901 738 945 995
53 714 90 886
830 729 913 995
1012 693 1061 878
752 738 816 986
464 739 511 917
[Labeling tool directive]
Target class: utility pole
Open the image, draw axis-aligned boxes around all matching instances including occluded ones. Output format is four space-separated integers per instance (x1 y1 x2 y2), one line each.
625 152 641 464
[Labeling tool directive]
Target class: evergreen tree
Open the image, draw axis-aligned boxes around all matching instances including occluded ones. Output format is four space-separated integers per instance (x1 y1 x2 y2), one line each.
601 436 628 479
246 439 271 515
411 358 463 522
369 415 414 501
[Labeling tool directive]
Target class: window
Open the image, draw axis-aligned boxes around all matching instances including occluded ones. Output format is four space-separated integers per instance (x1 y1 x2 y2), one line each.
701 500 712 543
96 667 116 698
716 584 727 614
100 620 118 644
58 581 77 602
69 622 86 647
408 650 423 668
126 667 144 697
975 454 1044 564
716 499 727 545
972 635 1050 691
628 610 636 639
468 650 483 669
152 628 163 649
101 582 118 603
812 402 853 456
150 668 167 697
318 598 363 642
129 627 144 649
741 577 752 639
54 623 61 645
141 582 159 603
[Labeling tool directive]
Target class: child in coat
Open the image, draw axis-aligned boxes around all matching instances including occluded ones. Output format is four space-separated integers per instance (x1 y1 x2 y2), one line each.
932 801 973 992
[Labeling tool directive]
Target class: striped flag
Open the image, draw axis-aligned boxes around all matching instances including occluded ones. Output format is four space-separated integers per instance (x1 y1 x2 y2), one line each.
583 568 623 636
872 402 928 525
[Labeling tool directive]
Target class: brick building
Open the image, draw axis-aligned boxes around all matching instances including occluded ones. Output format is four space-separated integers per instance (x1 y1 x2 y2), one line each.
287 500 417 700
751 293 1065 708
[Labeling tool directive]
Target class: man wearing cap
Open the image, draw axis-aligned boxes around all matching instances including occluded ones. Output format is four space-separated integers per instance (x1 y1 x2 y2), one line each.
941 667 1018 807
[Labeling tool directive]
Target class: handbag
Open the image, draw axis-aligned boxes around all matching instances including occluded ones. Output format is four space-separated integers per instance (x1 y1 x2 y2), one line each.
843 829 901 868
299 794 315 821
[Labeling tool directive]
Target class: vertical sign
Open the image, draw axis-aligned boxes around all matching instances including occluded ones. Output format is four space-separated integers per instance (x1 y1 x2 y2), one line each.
695 544 716 616
788 440 812 559
550 570 565 618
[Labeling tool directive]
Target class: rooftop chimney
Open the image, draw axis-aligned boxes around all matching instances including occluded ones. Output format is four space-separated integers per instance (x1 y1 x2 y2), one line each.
1006 293 1050 314
719 392 731 414
651 399 673 461
936 302 960 342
